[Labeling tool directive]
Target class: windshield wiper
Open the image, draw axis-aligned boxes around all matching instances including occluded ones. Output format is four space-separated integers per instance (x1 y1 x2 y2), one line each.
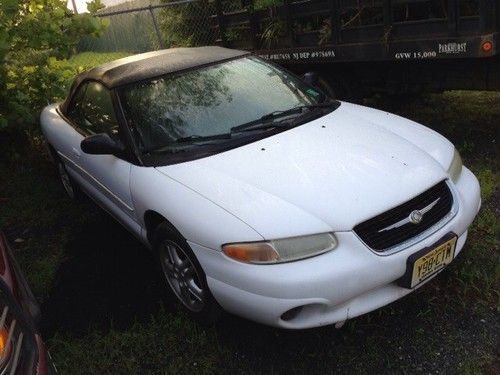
147 133 232 154
261 102 338 121
175 133 232 143
230 121 295 134
231 101 338 134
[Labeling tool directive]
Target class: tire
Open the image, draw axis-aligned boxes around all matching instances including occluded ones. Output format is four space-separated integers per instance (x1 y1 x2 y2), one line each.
153 221 223 324
55 157 81 200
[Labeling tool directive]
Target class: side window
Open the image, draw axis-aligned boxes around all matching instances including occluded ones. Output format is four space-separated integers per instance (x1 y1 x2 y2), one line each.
67 82 118 135
67 83 88 128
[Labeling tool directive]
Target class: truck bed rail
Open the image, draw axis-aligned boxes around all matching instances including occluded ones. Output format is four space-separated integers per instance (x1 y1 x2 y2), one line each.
210 0 499 63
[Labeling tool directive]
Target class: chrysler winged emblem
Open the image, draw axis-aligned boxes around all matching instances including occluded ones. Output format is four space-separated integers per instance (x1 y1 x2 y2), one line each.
378 198 440 233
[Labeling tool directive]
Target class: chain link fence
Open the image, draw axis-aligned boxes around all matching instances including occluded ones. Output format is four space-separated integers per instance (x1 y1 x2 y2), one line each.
79 0 228 53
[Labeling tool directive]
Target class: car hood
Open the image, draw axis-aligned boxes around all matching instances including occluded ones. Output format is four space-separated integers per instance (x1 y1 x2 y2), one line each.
155 102 454 239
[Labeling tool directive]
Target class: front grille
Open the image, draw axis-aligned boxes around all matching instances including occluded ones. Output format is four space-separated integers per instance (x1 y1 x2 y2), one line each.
354 180 454 252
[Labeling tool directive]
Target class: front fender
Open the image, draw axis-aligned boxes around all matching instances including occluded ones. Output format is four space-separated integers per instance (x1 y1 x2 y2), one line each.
130 166 263 250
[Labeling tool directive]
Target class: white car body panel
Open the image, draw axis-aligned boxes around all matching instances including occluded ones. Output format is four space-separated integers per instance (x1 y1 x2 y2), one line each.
156 102 450 238
189 167 480 328
341 102 455 169
130 166 264 250
41 97 481 329
41 105 142 240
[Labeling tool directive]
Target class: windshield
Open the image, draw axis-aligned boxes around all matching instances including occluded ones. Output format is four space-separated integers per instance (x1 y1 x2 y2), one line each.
120 56 331 153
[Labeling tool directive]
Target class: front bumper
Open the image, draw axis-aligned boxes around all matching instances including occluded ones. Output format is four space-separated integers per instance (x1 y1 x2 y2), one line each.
191 167 481 329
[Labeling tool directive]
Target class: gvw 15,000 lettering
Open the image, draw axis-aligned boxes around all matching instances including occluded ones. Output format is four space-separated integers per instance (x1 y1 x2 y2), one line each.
395 51 437 59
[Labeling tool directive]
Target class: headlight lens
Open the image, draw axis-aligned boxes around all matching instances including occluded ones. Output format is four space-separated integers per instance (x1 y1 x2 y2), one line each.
222 233 337 264
448 148 463 183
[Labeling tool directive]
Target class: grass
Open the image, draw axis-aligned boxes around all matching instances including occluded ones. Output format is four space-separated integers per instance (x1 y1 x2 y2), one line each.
474 168 499 201
66 51 131 70
0 89 498 374
49 311 222 375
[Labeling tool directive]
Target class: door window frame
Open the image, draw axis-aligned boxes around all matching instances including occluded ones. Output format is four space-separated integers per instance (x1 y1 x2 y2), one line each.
59 78 143 165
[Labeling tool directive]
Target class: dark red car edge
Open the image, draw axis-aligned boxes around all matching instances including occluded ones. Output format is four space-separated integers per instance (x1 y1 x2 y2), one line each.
0 231 56 374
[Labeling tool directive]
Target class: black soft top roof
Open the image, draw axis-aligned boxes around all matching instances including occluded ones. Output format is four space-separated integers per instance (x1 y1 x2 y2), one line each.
61 46 249 113
75 46 248 88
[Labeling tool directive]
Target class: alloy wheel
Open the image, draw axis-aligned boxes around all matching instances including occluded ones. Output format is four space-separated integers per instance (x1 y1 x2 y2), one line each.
159 240 206 312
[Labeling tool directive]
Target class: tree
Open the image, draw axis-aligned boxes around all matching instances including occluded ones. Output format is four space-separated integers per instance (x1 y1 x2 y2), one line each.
159 0 215 48
87 0 105 14
0 0 108 131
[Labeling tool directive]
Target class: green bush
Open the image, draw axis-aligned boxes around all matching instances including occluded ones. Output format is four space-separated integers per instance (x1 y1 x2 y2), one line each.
5 56 75 128
4 52 130 132
0 0 108 133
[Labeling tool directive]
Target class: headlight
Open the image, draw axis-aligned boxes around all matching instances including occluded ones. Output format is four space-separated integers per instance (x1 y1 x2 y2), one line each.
447 148 463 183
222 233 337 264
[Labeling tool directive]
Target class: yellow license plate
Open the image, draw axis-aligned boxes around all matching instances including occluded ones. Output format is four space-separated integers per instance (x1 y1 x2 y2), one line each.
410 237 457 288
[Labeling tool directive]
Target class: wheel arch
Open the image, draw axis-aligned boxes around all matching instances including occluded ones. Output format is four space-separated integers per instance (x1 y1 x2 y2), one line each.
143 210 183 246
46 143 59 162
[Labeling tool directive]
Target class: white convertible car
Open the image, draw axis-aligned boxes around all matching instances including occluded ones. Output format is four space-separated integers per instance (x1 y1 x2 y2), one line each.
41 47 481 329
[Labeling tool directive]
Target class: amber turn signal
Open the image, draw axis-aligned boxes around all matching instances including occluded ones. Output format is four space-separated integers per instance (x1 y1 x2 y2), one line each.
0 327 8 359
223 242 279 263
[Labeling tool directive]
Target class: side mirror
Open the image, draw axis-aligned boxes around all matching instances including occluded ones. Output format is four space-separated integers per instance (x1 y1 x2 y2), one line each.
303 71 319 87
80 133 126 156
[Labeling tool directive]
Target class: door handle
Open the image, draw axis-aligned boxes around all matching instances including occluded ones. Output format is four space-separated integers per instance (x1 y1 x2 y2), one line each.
72 147 81 158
